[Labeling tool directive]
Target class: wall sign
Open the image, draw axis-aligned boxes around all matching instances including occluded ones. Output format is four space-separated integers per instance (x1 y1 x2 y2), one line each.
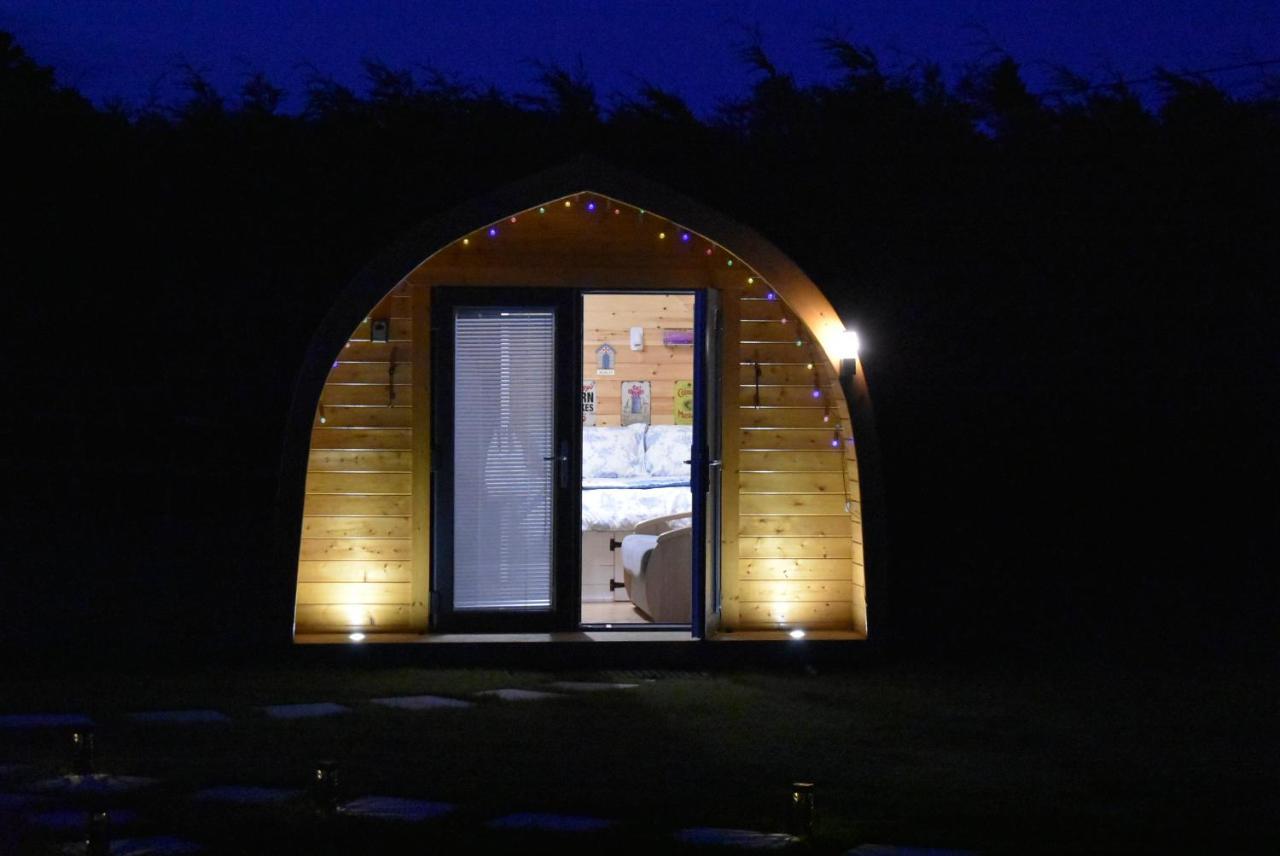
581 380 597 426
595 343 616 375
674 379 693 425
620 380 651 426
662 329 694 347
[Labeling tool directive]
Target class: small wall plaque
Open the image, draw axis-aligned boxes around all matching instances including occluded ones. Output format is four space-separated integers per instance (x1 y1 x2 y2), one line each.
595 343 616 375
662 328 694 347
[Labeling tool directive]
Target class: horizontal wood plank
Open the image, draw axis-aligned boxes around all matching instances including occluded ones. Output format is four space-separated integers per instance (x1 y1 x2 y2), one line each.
739 516 854 538
735 600 854 629
309 428 412 450
738 537 854 560
739 558 856 580
307 450 412 472
739 472 846 494
738 494 851 515
327 362 413 384
740 428 845 450
296 560 412 583
738 580 854 602
739 451 847 472
302 516 412 539
304 472 412 495
314 406 413 428
298 538 412 561
303 494 412 517
738 407 838 428
296 582 413 605
294 604 417 633
320 385 413 407
738 387 839 407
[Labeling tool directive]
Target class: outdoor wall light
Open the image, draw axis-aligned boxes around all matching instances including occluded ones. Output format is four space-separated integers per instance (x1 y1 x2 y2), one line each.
348 632 366 642
836 329 861 362
789 629 806 640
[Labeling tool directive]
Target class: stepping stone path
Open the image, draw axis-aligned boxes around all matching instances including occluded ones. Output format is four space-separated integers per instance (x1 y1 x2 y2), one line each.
547 681 639 692
675 828 801 850
193 785 301 805
487 812 616 833
845 848 976 855
474 688 564 702
0 714 93 729
340 795 456 822
30 807 140 830
260 702 349 719
60 835 204 855
126 710 230 725
370 695 473 711
29 774 158 796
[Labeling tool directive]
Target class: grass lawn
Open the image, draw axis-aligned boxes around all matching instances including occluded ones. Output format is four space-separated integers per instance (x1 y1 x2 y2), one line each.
0 655 1274 854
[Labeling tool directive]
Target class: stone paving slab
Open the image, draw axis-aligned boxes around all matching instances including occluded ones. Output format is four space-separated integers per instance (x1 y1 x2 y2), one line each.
126 710 231 725
340 795 456 822
260 702 349 719
29 774 159 796
546 681 639 692
474 688 564 702
0 713 94 729
487 812 616 833
60 835 204 855
675 827 800 849
370 695 474 711
31 807 140 830
0 792 41 811
845 847 975 855
192 785 301 805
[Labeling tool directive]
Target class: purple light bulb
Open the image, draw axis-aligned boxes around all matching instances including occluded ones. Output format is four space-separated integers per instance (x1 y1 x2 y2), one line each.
766 291 776 301
586 201 596 211
488 227 498 237
811 389 821 399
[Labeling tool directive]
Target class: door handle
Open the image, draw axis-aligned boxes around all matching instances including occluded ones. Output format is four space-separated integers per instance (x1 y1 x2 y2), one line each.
544 441 570 489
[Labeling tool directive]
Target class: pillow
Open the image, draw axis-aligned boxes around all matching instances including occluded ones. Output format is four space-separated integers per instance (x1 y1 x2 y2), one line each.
644 424 693 478
582 424 647 479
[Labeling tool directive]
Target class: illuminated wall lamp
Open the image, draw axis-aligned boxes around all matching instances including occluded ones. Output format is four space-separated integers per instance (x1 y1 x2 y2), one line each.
835 328 861 363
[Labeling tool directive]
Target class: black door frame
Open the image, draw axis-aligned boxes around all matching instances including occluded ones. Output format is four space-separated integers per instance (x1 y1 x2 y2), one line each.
430 287 582 633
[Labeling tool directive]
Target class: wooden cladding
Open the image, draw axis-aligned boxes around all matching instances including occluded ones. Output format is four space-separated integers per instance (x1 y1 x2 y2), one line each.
296 286 420 634
728 278 866 634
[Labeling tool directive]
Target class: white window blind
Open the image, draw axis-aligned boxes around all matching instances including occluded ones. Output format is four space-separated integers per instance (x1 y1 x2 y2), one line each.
452 309 555 610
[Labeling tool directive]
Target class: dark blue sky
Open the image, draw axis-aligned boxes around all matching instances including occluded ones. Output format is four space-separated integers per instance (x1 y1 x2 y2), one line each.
4 1 1276 114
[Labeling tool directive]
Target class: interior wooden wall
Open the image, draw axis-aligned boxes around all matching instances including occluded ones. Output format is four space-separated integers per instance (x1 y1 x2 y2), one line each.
293 194 867 637
583 293 694 427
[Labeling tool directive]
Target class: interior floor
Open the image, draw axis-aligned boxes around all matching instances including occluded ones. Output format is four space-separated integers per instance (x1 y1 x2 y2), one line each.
581 600 653 625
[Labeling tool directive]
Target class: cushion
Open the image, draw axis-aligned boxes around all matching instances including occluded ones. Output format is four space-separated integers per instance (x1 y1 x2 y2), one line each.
643 424 693 478
582 424 647 479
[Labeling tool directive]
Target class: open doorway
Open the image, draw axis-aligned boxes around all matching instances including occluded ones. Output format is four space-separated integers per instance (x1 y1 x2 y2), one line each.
580 293 695 627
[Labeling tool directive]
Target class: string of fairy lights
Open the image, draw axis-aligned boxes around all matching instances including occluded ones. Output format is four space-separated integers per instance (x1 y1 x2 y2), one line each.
450 193 860 514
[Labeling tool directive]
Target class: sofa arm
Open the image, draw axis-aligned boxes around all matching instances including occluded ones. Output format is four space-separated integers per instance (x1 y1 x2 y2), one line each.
633 511 693 536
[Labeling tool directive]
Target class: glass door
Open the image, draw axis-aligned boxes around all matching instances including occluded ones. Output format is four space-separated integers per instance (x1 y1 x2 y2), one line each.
431 288 580 632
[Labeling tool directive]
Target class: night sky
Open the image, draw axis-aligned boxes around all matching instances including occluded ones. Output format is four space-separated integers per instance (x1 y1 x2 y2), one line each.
4 1 1277 114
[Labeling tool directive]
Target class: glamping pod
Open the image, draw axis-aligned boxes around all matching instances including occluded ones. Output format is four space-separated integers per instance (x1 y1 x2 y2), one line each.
281 159 885 644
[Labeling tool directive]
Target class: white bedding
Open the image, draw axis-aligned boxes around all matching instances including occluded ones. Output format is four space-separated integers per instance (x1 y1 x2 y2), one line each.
580 486 693 531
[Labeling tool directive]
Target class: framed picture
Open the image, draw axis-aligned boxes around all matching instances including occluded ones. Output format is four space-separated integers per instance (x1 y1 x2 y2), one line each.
620 380 651 426
674 379 693 425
